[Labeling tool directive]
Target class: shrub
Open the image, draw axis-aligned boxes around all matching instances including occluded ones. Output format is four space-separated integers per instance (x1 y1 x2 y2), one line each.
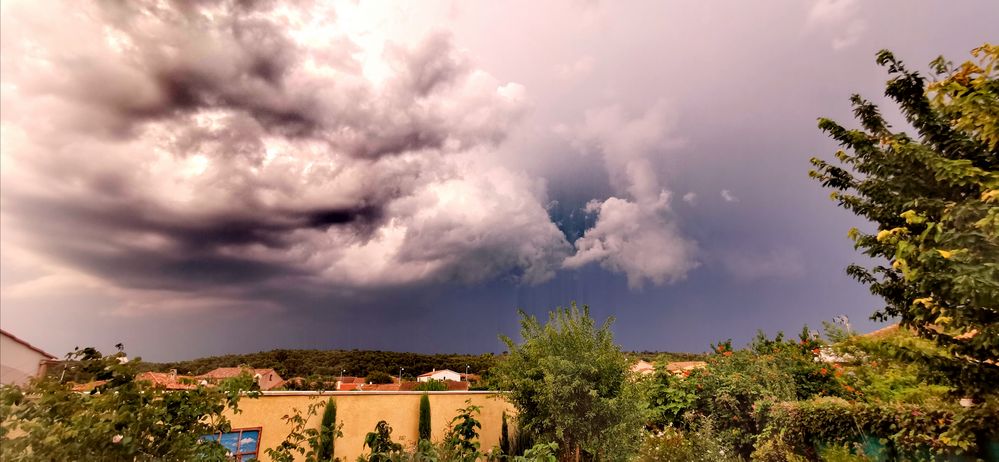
415 380 449 392
637 419 740 462
361 421 403 462
365 371 395 384
493 304 647 462
0 346 249 462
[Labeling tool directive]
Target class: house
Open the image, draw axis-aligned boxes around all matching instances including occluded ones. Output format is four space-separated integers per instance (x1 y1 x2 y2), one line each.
1 329 57 386
417 369 461 382
630 360 656 375
198 367 284 391
664 361 707 376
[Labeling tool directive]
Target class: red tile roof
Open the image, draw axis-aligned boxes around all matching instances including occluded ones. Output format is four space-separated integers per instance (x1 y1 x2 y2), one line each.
136 372 199 390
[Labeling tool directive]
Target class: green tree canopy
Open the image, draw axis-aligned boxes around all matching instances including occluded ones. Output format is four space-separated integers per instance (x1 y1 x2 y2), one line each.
809 44 998 399
493 304 647 462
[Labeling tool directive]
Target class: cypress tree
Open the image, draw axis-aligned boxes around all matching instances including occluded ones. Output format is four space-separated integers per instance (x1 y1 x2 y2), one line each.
500 411 510 455
418 393 431 441
318 398 337 460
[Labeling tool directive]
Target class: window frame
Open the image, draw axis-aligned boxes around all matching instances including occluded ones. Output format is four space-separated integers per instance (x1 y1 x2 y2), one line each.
206 426 262 461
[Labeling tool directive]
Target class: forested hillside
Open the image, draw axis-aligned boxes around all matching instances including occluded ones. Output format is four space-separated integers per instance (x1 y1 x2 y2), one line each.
147 348 707 380
151 349 500 379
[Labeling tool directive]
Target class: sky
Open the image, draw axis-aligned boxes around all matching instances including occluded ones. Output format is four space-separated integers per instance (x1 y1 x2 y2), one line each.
1 0 996 361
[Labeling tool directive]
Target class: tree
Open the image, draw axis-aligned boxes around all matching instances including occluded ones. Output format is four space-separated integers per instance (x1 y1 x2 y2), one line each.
810 44 998 452
418 393 432 442
810 44 998 396
493 304 647 462
318 398 341 461
0 346 249 461
500 411 511 456
365 371 394 384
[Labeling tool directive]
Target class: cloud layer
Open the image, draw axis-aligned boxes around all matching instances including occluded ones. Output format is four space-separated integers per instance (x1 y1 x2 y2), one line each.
0 0 571 310
558 103 698 288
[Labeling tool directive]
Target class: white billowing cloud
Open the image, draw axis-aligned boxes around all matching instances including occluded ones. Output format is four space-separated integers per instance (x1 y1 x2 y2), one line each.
0 0 571 312
564 194 697 288
722 248 806 282
721 189 739 202
682 192 697 205
558 102 697 287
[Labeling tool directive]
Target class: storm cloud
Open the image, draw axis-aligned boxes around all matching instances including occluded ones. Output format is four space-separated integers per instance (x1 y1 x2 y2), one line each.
1 0 995 360
0 0 568 307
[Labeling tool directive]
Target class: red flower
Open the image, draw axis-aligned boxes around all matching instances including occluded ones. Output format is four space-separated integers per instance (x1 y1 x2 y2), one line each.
812 348 821 355
723 351 733 357
819 368 828 375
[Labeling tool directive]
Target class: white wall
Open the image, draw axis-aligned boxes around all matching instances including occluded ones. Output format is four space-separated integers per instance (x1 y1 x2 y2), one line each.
0 333 50 386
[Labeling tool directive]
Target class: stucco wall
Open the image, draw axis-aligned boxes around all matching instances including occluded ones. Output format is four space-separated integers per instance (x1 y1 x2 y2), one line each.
0 334 49 386
225 391 514 461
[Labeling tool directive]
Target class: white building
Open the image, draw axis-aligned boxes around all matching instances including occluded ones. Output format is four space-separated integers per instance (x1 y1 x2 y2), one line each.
417 369 462 382
1 329 56 386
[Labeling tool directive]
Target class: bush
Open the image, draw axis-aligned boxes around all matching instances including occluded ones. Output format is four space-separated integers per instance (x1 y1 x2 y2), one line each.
753 397 969 459
415 380 449 392
366 371 395 384
649 343 796 457
0 346 249 461
637 419 740 462
493 304 647 462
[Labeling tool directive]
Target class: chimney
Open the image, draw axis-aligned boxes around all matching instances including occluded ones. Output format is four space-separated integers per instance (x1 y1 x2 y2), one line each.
169 369 177 379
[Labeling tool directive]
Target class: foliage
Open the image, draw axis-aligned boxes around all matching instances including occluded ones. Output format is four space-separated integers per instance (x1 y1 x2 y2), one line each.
636 418 739 462
416 380 450 392
366 371 395 384
648 341 797 457
0 345 248 462
748 327 843 400
440 401 482 461
493 304 648 462
265 398 343 462
419 393 432 442
824 324 952 405
319 398 341 461
500 411 511 456
361 421 403 462
809 44 998 402
752 396 974 460
511 442 559 462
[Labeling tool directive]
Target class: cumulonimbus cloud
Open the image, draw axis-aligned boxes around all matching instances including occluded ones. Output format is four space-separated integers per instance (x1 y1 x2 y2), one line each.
0 0 571 310
558 102 698 288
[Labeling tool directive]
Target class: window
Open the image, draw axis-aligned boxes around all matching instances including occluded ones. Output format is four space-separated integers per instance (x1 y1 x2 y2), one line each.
203 428 261 461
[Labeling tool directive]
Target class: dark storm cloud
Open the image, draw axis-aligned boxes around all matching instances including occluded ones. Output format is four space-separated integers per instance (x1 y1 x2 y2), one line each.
1 0 568 305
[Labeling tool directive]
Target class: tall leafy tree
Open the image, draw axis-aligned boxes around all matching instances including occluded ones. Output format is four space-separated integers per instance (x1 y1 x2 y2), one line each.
810 44 997 450
494 304 647 462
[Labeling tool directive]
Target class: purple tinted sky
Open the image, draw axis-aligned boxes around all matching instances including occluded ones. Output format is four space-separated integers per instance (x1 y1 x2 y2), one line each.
1 0 995 361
